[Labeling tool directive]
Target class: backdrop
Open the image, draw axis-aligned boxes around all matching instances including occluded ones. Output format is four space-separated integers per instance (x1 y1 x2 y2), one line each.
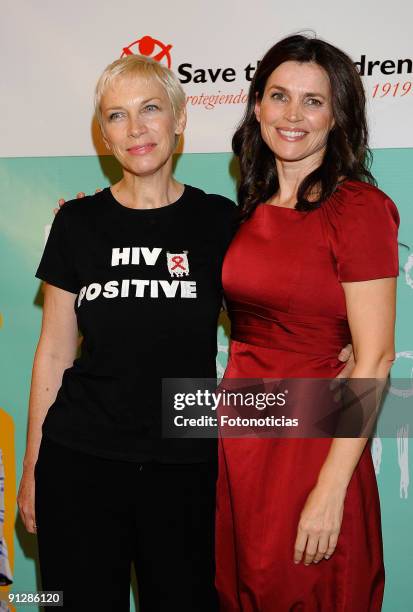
0 1 412 610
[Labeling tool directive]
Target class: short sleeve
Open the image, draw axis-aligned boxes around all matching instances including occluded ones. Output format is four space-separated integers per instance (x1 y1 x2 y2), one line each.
36 206 80 294
331 186 400 282
219 196 240 248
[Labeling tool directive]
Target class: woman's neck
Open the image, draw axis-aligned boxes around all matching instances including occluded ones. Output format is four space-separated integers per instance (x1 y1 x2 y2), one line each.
111 165 184 210
271 150 325 208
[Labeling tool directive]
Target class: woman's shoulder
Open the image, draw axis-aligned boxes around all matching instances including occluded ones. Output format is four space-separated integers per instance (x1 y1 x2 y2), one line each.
323 179 399 227
185 184 239 228
54 189 109 222
185 184 236 210
329 179 397 209
322 180 399 281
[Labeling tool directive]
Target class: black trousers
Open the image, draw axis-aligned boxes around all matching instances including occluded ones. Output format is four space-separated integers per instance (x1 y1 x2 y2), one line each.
35 436 218 612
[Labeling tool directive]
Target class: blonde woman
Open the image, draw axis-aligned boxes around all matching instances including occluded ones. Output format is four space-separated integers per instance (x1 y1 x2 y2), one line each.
18 55 236 611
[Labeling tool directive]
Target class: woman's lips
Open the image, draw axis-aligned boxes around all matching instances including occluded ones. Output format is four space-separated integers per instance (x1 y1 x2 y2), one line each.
127 143 157 155
276 129 307 142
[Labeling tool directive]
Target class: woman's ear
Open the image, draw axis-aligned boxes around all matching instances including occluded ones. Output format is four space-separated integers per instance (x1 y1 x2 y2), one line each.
175 107 187 136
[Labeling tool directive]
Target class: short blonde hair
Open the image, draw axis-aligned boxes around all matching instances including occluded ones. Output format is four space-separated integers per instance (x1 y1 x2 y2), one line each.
94 55 186 128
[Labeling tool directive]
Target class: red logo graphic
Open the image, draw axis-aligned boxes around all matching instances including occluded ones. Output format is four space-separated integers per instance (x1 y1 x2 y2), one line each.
121 35 173 68
167 252 189 277
171 256 185 271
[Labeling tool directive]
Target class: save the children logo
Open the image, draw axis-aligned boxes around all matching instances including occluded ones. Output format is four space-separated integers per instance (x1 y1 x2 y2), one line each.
121 35 173 68
120 37 412 107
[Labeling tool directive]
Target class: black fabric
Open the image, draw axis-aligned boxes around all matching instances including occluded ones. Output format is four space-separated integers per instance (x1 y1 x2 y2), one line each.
35 436 218 612
36 185 237 462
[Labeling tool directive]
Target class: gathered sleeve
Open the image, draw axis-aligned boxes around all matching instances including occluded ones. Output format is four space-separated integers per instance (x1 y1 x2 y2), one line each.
35 204 80 294
326 183 400 283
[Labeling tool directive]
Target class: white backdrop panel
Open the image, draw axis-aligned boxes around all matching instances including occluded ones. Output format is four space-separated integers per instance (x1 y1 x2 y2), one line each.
1 0 412 156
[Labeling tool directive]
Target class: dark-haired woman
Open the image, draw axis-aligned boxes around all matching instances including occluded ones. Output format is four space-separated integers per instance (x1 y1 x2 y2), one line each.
216 35 399 611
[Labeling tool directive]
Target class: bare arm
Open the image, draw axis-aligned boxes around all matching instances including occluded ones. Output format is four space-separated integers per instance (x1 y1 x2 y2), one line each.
18 283 78 532
316 278 396 486
294 277 396 565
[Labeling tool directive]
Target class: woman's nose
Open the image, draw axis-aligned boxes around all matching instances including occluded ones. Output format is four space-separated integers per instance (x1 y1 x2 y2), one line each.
284 100 303 123
128 117 146 138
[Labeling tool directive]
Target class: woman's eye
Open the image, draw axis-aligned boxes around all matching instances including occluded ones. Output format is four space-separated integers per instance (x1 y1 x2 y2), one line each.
306 98 322 106
271 92 286 101
143 104 159 112
108 112 124 121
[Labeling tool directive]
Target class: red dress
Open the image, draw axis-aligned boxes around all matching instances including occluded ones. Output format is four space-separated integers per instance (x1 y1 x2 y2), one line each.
216 181 399 611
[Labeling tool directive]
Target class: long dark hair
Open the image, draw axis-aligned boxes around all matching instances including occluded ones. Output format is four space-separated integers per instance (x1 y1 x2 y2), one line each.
233 34 376 217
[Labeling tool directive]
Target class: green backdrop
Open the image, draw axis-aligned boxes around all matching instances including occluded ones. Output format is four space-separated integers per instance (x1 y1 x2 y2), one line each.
0 149 412 610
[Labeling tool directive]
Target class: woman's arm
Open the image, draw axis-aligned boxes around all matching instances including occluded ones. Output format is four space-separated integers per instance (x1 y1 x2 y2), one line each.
294 277 396 565
17 283 78 533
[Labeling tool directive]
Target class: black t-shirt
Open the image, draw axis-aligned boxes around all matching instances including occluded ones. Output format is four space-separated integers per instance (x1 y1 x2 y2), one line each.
36 185 237 463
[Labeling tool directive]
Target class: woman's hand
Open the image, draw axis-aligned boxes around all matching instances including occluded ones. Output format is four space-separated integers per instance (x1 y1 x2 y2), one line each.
17 468 37 534
54 189 102 214
293 481 346 565
336 343 355 378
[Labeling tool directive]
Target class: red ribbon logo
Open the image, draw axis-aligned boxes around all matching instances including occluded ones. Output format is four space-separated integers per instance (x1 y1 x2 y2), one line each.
167 252 190 277
171 255 186 271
